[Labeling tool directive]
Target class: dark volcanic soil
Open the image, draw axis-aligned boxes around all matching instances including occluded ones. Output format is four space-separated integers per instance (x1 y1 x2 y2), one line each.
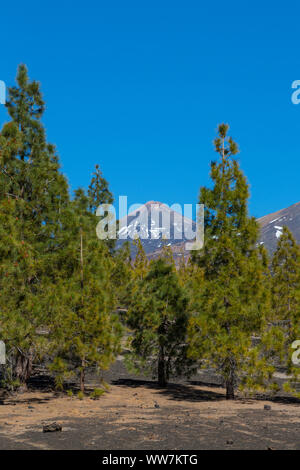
0 360 300 450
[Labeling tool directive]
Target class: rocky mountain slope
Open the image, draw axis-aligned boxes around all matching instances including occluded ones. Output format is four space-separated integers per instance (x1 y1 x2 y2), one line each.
116 201 196 259
258 201 300 254
117 200 300 259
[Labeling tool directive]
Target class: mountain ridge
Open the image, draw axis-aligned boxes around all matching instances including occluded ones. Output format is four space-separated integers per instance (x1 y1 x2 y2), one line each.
258 201 300 254
116 200 300 259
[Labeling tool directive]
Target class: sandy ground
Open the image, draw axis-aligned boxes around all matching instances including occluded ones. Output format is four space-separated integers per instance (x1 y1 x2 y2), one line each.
1 371 300 450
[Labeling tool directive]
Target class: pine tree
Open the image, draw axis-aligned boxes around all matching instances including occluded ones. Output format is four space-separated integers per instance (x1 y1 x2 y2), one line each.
160 242 176 267
111 241 133 310
127 256 194 386
270 227 300 395
88 164 115 252
271 227 300 325
48 187 123 394
88 164 113 211
189 124 273 399
0 196 44 387
132 238 148 281
0 64 69 387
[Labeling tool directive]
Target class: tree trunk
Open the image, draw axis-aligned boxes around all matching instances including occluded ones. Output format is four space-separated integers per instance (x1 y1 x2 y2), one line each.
158 346 167 387
79 229 85 394
15 349 33 390
225 379 235 400
80 361 85 393
224 353 236 400
80 227 84 290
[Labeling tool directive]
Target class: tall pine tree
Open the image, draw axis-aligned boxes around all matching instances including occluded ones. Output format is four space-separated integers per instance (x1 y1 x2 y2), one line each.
189 124 273 399
270 227 300 396
271 227 300 325
0 65 69 387
88 164 115 252
47 184 123 394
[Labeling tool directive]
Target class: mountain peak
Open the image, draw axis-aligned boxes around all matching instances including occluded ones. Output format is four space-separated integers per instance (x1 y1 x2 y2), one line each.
118 199 300 260
145 200 162 206
117 200 196 260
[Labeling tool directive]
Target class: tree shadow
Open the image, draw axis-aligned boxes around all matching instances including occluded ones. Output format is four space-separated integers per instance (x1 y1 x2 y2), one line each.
112 378 300 405
27 374 55 391
1 395 53 406
254 394 300 405
112 378 226 402
188 379 224 389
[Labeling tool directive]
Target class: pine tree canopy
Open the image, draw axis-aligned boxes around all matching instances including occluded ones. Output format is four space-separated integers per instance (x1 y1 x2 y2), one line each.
270 226 300 396
271 226 300 325
0 65 70 387
189 124 274 399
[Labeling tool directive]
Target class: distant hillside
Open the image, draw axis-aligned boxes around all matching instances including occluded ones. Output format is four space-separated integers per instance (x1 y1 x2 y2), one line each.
258 202 300 254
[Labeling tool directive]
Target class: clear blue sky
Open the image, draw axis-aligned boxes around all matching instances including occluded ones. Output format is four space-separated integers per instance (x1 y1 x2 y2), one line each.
1 0 300 218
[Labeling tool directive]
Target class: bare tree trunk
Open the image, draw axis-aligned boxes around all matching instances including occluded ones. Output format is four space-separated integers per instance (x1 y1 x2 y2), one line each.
158 345 167 387
225 355 236 400
15 349 33 390
225 379 235 400
80 360 85 393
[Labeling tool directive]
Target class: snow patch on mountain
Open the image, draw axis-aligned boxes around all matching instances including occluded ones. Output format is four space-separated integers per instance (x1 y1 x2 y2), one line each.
116 201 197 258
